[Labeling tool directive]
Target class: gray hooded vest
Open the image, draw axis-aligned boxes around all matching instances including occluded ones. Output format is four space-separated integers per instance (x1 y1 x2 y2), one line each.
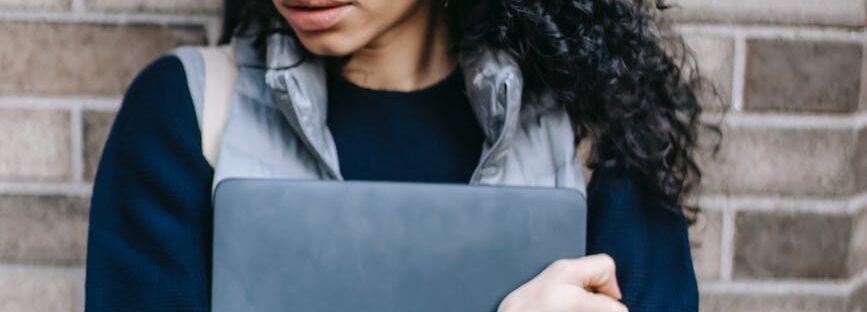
171 34 587 200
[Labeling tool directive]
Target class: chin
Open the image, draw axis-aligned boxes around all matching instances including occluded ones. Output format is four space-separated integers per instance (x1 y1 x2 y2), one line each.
295 33 365 57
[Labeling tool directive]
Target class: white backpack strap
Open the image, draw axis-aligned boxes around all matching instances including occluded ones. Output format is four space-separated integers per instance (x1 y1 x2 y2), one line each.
198 45 238 167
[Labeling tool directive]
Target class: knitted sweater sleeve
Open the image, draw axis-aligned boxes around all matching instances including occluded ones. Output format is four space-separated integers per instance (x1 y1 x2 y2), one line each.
586 167 700 312
85 56 214 311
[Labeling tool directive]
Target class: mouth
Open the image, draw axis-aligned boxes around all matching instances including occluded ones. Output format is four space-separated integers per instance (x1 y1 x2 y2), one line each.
283 0 349 10
281 0 353 32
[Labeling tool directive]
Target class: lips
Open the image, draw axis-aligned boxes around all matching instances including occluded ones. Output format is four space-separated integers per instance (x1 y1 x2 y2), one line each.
281 0 353 32
283 0 348 9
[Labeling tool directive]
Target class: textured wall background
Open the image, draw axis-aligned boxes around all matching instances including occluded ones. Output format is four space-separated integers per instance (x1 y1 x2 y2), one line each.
0 0 864 311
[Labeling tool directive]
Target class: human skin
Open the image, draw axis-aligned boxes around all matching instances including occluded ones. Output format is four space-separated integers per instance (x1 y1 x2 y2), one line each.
274 0 454 91
271 0 628 311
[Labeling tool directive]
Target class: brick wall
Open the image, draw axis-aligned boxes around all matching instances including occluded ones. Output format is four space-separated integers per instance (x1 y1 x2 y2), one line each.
673 0 867 311
0 1 218 311
0 0 863 311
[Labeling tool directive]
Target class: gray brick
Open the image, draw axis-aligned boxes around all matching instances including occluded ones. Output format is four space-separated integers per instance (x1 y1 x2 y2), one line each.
861 51 867 111
744 40 863 112
856 127 867 192
733 211 851 279
700 293 847 312
0 0 68 10
665 0 867 27
0 195 90 265
849 209 867 277
86 0 220 13
0 266 83 312
0 109 71 182
699 126 859 197
83 110 117 182
688 210 721 280
683 36 733 110
0 22 206 96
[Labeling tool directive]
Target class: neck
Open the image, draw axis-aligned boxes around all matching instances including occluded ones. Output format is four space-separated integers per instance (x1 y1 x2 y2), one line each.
338 2 455 92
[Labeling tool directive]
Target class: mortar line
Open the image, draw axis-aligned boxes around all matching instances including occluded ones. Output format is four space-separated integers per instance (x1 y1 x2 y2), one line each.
730 31 747 112
858 109 867 128
70 107 84 184
700 280 850 296
675 24 867 42
0 96 120 110
851 191 867 213
0 10 216 26
694 191 867 214
719 208 735 281
74 267 85 312
204 17 222 45
702 111 867 129
0 182 92 196
701 267 867 296
0 263 86 273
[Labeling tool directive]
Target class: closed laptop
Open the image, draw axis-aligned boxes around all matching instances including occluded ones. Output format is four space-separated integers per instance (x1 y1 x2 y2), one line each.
212 180 586 311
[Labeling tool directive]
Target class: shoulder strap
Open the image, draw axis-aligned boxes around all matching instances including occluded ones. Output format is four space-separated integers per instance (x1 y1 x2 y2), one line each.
198 45 238 167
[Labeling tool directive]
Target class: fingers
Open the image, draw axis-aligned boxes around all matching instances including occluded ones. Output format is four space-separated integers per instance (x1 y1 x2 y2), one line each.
578 254 622 301
545 254 622 300
579 291 629 312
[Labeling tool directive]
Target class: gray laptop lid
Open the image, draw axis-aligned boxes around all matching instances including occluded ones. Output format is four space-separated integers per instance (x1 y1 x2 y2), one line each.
212 180 586 312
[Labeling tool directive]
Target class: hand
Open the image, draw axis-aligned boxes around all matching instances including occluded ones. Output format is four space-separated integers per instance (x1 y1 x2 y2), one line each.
498 254 628 312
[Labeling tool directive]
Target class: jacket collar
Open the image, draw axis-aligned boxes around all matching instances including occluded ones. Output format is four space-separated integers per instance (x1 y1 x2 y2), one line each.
235 33 524 180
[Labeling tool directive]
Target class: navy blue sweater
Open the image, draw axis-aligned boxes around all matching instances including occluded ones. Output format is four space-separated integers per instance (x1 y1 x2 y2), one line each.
85 56 698 311
326 68 485 183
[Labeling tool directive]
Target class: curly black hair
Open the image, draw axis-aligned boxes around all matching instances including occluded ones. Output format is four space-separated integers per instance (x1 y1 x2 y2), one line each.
220 0 721 210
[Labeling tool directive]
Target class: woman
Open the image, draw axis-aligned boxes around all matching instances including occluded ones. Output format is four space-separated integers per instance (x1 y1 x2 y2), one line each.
85 0 710 311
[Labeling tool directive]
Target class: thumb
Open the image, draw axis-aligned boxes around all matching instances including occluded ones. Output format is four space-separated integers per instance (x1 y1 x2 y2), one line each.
553 254 623 300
